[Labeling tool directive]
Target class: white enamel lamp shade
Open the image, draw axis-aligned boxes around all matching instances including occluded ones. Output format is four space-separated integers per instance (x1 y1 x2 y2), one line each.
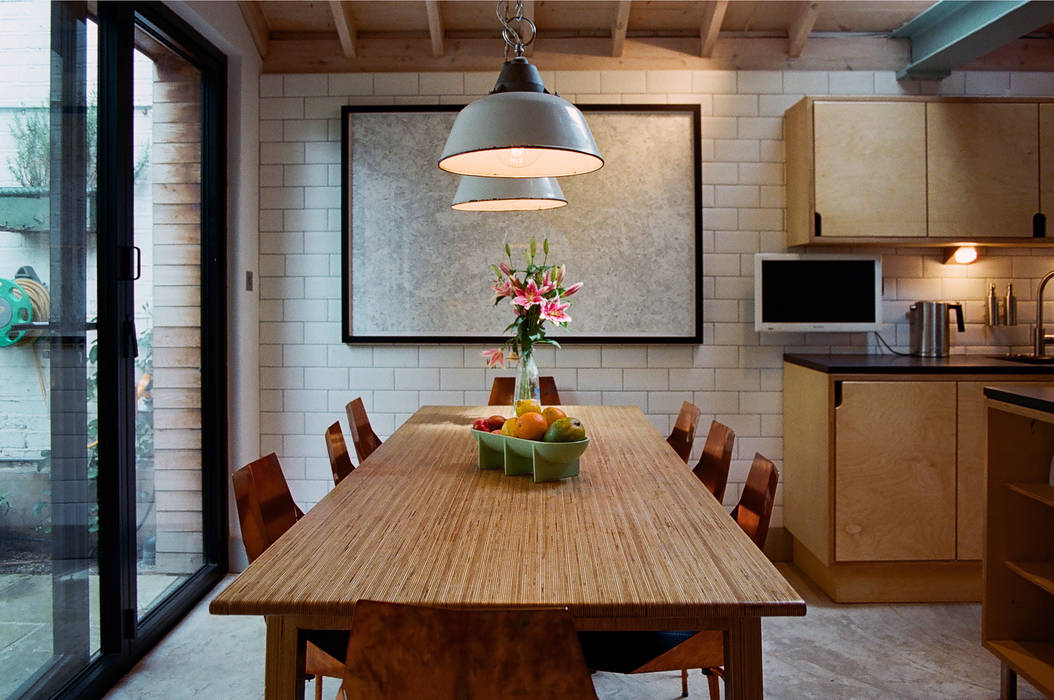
451 176 567 211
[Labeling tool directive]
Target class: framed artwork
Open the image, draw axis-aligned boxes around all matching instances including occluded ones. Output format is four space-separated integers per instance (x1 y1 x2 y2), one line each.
341 104 701 343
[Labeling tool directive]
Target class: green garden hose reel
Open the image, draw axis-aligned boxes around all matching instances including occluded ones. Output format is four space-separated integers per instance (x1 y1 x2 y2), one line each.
0 277 33 347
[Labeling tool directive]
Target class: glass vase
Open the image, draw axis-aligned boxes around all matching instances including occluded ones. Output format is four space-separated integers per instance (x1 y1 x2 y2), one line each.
513 349 540 406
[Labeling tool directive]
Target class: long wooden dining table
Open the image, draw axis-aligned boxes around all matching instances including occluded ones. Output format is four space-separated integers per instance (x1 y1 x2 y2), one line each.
210 405 805 699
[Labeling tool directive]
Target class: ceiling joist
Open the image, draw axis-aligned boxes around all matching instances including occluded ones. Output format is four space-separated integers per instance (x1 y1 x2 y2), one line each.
612 1 632 58
330 0 358 59
700 1 729 58
425 0 445 58
237 1 269 59
788 2 821 58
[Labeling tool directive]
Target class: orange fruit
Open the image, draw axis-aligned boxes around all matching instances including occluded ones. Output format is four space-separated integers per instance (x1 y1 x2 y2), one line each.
541 406 567 427
515 411 548 441
501 416 519 437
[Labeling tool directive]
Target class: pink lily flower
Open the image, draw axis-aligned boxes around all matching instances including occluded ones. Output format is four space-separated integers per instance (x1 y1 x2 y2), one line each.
538 270 556 294
481 348 506 369
540 298 571 324
499 262 512 276
512 279 545 309
492 278 514 299
562 282 583 297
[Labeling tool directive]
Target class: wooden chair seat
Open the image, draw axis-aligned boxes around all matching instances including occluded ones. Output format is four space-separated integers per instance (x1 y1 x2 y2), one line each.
667 401 702 463
345 397 382 464
578 452 780 699
692 420 735 503
338 601 598 700
488 375 562 405
325 421 355 486
232 453 346 699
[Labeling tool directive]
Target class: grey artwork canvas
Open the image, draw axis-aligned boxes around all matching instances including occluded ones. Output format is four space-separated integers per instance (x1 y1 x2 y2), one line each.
343 105 700 342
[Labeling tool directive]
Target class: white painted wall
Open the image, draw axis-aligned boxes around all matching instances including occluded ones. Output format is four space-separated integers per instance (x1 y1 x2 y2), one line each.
256 68 1054 554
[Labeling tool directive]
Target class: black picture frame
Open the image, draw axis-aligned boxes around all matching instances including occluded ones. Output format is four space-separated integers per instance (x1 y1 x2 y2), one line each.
341 103 702 344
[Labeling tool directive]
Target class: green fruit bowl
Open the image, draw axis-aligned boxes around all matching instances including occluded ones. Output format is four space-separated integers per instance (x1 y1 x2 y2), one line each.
470 429 589 482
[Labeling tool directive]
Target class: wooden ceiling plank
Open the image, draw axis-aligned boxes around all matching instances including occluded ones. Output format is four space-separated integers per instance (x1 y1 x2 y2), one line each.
612 1 632 58
330 0 358 59
522 0 536 57
788 2 821 58
238 1 269 59
700 1 729 58
425 0 445 58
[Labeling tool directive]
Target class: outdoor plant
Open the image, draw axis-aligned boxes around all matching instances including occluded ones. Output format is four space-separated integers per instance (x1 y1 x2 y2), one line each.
481 236 582 370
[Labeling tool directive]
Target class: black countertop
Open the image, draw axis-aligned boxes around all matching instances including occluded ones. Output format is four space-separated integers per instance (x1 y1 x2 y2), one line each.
784 353 1054 375
984 385 1054 413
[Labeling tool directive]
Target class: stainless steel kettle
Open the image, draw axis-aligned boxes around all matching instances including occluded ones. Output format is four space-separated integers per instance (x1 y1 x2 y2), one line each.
908 301 965 357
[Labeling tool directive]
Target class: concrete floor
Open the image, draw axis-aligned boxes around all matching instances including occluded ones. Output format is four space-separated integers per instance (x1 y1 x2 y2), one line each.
104 565 1043 700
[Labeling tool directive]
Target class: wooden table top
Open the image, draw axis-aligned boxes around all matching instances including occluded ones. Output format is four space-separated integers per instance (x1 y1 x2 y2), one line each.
210 405 805 627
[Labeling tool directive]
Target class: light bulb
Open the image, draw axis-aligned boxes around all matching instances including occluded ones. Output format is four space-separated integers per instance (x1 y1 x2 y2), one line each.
952 246 978 264
497 146 541 170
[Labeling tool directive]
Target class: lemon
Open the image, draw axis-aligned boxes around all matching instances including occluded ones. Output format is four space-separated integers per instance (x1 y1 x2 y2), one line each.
501 416 519 437
515 399 542 417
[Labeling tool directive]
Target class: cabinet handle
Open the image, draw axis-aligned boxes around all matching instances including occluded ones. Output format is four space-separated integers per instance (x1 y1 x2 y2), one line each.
834 380 843 408
1035 213 1046 238
814 211 823 237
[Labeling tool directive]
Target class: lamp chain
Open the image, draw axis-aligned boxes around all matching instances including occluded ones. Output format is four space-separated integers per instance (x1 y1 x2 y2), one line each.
497 0 536 59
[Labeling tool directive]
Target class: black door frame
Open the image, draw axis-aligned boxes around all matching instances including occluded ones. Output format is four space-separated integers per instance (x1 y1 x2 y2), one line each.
18 2 228 697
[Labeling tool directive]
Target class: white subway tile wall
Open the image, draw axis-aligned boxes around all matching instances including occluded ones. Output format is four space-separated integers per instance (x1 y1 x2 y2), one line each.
258 70 1054 527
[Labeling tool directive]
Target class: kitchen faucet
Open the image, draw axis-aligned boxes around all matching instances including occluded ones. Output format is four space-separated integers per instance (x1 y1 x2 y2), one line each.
1034 270 1054 357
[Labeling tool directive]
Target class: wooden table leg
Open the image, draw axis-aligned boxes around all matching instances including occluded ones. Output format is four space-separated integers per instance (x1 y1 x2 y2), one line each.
1001 663 1017 700
723 617 763 700
265 616 306 700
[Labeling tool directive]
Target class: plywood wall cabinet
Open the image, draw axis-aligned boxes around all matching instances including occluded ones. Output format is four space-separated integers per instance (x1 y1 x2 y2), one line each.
785 97 1054 247
1042 104 1054 222
927 102 1038 239
784 362 1053 603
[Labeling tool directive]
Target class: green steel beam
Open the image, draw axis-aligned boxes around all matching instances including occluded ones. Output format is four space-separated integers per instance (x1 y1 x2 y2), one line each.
892 1 1054 80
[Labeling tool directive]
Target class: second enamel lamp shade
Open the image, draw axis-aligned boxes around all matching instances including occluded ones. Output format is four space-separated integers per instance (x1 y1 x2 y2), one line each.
438 58 603 179
451 176 566 211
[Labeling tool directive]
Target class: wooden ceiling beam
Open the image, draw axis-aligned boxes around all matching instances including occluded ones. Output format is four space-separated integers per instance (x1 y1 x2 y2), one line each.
262 35 923 73
612 1 632 58
425 0 445 58
788 2 821 58
699 1 729 58
238 1 269 59
330 0 358 58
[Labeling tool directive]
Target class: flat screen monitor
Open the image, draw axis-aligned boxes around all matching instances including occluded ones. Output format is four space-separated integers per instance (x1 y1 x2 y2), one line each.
754 254 882 332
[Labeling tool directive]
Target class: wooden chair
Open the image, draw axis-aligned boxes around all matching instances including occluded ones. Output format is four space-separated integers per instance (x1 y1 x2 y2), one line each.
324 421 355 486
488 376 562 405
666 401 702 463
345 397 382 464
578 452 780 699
337 601 598 700
232 453 345 700
692 420 736 504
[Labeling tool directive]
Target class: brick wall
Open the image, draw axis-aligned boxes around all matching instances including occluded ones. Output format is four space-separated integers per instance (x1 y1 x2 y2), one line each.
257 69 1054 530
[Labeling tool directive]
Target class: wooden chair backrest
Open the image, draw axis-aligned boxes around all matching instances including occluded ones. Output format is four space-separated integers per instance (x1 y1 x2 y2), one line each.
731 453 779 550
488 376 562 406
692 420 736 503
324 421 355 486
345 397 382 464
232 453 303 564
339 601 598 700
666 401 702 463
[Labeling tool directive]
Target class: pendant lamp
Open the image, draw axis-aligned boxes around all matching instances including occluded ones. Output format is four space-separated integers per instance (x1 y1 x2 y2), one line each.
438 1 603 179
452 176 567 211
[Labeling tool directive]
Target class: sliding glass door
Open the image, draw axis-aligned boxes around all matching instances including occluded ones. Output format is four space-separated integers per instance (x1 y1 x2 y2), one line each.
0 2 226 697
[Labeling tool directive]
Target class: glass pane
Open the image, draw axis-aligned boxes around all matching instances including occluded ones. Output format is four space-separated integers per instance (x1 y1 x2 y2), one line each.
0 1 99 696
132 27 204 618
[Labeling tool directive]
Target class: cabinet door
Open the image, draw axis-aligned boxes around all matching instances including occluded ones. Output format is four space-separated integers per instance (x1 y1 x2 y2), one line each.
927 102 1039 238
1042 104 1053 221
813 101 927 238
956 382 986 560
835 381 956 562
